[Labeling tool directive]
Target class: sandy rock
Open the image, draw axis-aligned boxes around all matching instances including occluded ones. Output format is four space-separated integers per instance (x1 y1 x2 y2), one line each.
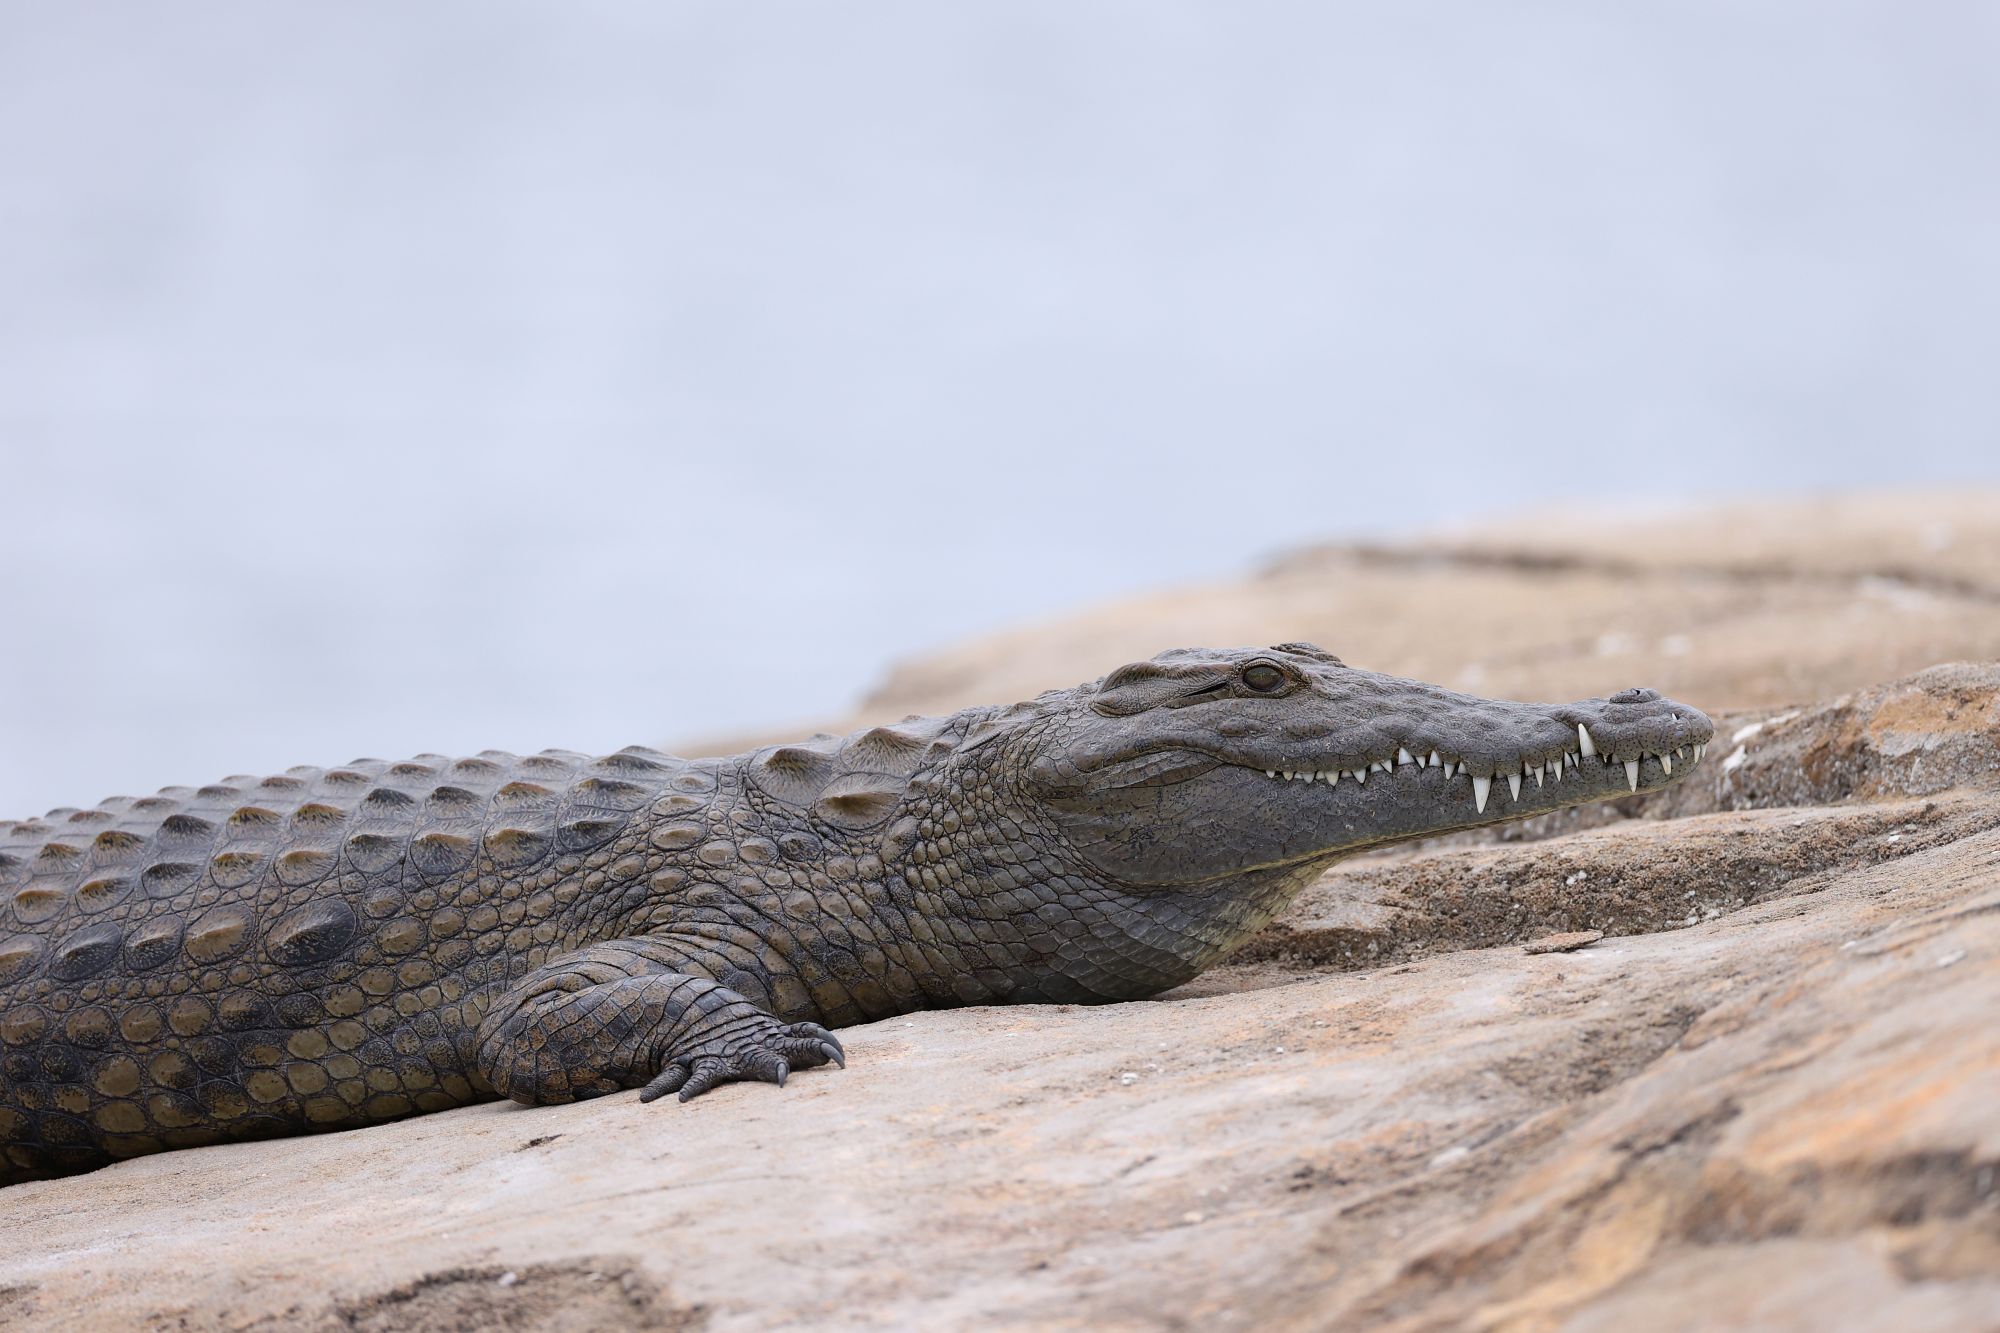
1521 931 1602 955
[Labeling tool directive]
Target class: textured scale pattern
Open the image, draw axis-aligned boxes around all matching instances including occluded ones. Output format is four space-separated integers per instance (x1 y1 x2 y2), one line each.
0 645 1711 1185
0 745 734 1180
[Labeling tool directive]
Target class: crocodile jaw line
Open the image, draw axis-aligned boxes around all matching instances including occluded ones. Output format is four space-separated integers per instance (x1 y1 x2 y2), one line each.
1251 737 1709 815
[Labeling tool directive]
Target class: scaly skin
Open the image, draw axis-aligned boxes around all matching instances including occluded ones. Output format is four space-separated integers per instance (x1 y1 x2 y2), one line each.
0 644 1712 1184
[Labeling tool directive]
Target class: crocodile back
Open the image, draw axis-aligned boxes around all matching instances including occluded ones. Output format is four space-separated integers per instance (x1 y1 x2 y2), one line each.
0 745 714 1179
0 748 694 971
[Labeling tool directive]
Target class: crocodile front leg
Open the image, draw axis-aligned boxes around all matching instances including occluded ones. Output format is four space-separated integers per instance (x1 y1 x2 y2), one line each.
475 940 845 1105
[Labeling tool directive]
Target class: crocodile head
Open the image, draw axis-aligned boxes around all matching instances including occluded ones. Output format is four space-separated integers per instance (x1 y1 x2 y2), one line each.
1020 643 1713 887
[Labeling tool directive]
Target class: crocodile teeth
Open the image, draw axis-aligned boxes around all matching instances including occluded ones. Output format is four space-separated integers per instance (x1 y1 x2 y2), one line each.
1578 724 1596 758
1533 763 1545 787
1353 767 1366 784
1660 751 1672 775
1507 772 1522 800
1441 760 1456 779
1397 747 1415 766
1624 759 1640 791
1425 750 1440 767
1472 775 1491 813
1266 770 1277 778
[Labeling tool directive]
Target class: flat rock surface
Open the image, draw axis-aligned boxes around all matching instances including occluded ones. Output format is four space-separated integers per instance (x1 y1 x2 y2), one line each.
6 496 2000 1330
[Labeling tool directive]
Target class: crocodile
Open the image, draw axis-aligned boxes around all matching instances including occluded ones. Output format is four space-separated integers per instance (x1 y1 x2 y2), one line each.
0 644 1712 1184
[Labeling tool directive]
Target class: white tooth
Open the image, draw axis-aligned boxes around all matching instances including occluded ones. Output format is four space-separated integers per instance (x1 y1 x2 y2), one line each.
1624 759 1640 791
1373 760 1390 773
1533 763 1545 787
1397 747 1415 766
1354 766 1366 784
1660 751 1672 774
1696 743 1706 762
1566 750 1578 767
1578 724 1596 758
1283 771 1294 781
1507 772 1522 800
1472 775 1491 813
1425 750 1440 767
1266 770 1277 779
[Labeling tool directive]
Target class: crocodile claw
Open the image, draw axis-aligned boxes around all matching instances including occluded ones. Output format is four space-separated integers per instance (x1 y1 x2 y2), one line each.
637 1020 846 1104
777 1022 845 1071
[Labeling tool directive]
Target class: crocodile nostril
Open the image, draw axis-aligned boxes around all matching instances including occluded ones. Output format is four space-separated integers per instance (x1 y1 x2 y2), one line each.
1610 688 1661 704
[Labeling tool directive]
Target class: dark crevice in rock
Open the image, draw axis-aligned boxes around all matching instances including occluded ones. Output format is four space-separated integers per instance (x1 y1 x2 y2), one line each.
1683 1149 2000 1246
323 1261 704 1333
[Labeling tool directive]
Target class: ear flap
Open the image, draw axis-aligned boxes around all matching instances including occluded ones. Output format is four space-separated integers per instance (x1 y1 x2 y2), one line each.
1092 657 1230 716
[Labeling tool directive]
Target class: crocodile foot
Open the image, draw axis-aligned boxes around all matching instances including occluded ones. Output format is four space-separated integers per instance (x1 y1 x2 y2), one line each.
639 1019 846 1103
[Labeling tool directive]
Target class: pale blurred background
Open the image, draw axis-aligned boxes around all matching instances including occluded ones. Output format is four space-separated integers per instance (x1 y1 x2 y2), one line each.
3 2 1998 815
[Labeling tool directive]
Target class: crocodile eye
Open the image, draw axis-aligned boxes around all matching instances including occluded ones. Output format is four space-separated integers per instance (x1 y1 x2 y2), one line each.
1241 664 1286 693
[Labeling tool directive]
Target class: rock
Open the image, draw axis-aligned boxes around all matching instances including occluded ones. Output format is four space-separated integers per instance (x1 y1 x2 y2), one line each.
1522 930 1603 955
6 496 2000 1329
